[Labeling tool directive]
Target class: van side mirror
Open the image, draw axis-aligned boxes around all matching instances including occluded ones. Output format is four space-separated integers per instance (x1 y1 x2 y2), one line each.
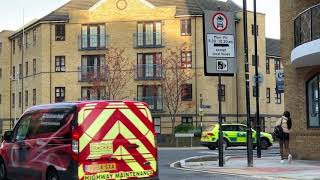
3 131 13 142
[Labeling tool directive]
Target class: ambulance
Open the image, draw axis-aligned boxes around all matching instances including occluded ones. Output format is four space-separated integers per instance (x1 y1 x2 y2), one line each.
0 101 158 180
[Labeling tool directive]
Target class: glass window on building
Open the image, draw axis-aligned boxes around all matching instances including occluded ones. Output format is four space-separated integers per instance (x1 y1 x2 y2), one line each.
137 22 162 46
81 24 106 49
81 86 106 101
12 66 15 79
153 117 161 134
55 24 65 41
55 56 66 72
0 68 2 79
19 92 22 108
307 75 320 127
181 19 191 36
266 88 271 103
251 24 259 36
266 58 270 74
0 94 2 104
0 42 2 54
33 28 37 46
33 89 36 105
181 51 192 68
12 93 15 108
55 87 65 103
137 85 163 111
33 59 36 75
25 61 28 76
182 116 193 124
19 64 22 79
275 93 281 104
181 84 192 101
25 90 28 107
275 58 281 72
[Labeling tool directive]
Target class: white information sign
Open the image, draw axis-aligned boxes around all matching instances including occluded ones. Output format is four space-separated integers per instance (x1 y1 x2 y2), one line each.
207 34 235 58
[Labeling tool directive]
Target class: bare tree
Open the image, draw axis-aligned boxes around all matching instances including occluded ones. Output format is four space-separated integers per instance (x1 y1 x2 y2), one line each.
160 44 195 136
85 47 133 100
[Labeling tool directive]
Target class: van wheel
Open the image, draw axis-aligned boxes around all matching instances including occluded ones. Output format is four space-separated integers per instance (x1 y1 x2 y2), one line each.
208 146 216 150
0 159 7 180
261 138 270 150
47 168 59 180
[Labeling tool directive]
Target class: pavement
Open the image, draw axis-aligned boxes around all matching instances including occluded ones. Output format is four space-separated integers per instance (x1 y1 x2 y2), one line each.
176 154 320 180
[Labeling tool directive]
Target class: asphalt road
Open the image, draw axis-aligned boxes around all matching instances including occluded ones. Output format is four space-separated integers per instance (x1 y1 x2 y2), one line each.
158 146 280 180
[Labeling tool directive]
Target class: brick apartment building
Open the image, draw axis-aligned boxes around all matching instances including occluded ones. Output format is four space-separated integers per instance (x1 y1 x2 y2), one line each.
0 0 283 135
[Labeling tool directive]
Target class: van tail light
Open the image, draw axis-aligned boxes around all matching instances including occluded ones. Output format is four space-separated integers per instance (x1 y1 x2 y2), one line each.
207 133 214 136
71 130 80 160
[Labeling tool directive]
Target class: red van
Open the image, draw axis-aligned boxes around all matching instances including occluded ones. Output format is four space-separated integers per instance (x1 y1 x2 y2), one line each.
0 101 158 180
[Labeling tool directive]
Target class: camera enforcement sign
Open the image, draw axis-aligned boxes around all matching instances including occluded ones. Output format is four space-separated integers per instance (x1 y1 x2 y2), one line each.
204 10 236 76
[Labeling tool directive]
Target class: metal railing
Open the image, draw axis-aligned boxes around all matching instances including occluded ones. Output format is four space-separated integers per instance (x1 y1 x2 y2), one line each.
294 4 320 47
135 64 164 80
137 96 163 111
133 32 165 48
78 66 107 82
78 34 108 50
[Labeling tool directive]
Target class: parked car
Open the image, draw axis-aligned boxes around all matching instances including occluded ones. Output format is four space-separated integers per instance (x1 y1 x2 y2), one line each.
200 124 273 150
0 101 158 180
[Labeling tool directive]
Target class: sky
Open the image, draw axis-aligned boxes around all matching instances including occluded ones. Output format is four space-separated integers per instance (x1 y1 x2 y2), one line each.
0 0 280 39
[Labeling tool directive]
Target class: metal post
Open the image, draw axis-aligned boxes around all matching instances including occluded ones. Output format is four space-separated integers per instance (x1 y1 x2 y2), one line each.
243 0 253 167
218 74 224 167
254 0 262 158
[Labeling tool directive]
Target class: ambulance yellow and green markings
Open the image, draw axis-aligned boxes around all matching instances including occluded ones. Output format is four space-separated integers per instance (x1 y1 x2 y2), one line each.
200 124 273 150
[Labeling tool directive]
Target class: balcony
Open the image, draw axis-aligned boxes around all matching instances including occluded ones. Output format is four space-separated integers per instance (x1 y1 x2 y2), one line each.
135 64 164 80
137 96 163 112
133 32 165 48
292 4 320 67
78 66 107 82
78 34 108 50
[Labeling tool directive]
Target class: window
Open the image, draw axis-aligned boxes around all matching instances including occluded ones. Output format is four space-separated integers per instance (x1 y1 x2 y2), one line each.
137 85 163 111
25 32 29 48
81 55 105 81
252 55 259 66
307 75 320 127
55 24 65 41
137 22 162 47
181 19 191 36
12 93 15 108
251 24 259 36
275 58 281 72
12 66 16 79
253 86 257 97
19 64 22 79
55 87 65 102
81 24 106 49
275 93 281 104
182 116 193 124
137 53 162 79
33 59 36 75
218 84 225 101
154 117 161 134
13 40 15 54
25 90 28 107
33 89 36 105
0 94 2 104
0 42 2 54
81 86 106 100
221 125 238 131
266 88 271 103
181 84 192 101
0 68 2 79
181 51 192 68
33 29 37 46
14 115 31 141
55 56 66 72
18 37 22 51
19 92 22 108
25 61 28 76
266 58 270 74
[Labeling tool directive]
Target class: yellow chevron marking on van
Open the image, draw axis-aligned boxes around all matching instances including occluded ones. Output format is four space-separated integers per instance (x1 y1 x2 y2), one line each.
122 148 145 172
103 121 120 140
146 110 153 122
78 164 85 179
139 109 148 119
79 133 91 152
86 109 116 138
78 109 93 125
149 158 157 171
146 131 155 147
119 109 148 135
119 121 136 139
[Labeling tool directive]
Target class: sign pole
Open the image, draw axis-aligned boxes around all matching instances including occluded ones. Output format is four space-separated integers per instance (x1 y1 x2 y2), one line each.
254 0 262 158
243 0 254 167
218 73 224 167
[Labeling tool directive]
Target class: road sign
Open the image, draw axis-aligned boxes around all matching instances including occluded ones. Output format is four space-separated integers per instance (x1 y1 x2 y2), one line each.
200 105 211 109
204 10 236 76
207 34 235 58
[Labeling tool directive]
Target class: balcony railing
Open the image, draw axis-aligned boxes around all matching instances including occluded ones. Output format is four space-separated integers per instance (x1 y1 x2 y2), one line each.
137 96 163 111
133 32 165 48
78 34 108 50
135 64 164 80
78 66 107 82
294 4 320 47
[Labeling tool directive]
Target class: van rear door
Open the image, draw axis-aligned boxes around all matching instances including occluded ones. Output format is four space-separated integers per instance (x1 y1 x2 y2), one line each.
76 101 157 180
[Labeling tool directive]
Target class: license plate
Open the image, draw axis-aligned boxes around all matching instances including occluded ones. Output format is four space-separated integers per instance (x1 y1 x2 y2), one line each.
85 163 117 173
